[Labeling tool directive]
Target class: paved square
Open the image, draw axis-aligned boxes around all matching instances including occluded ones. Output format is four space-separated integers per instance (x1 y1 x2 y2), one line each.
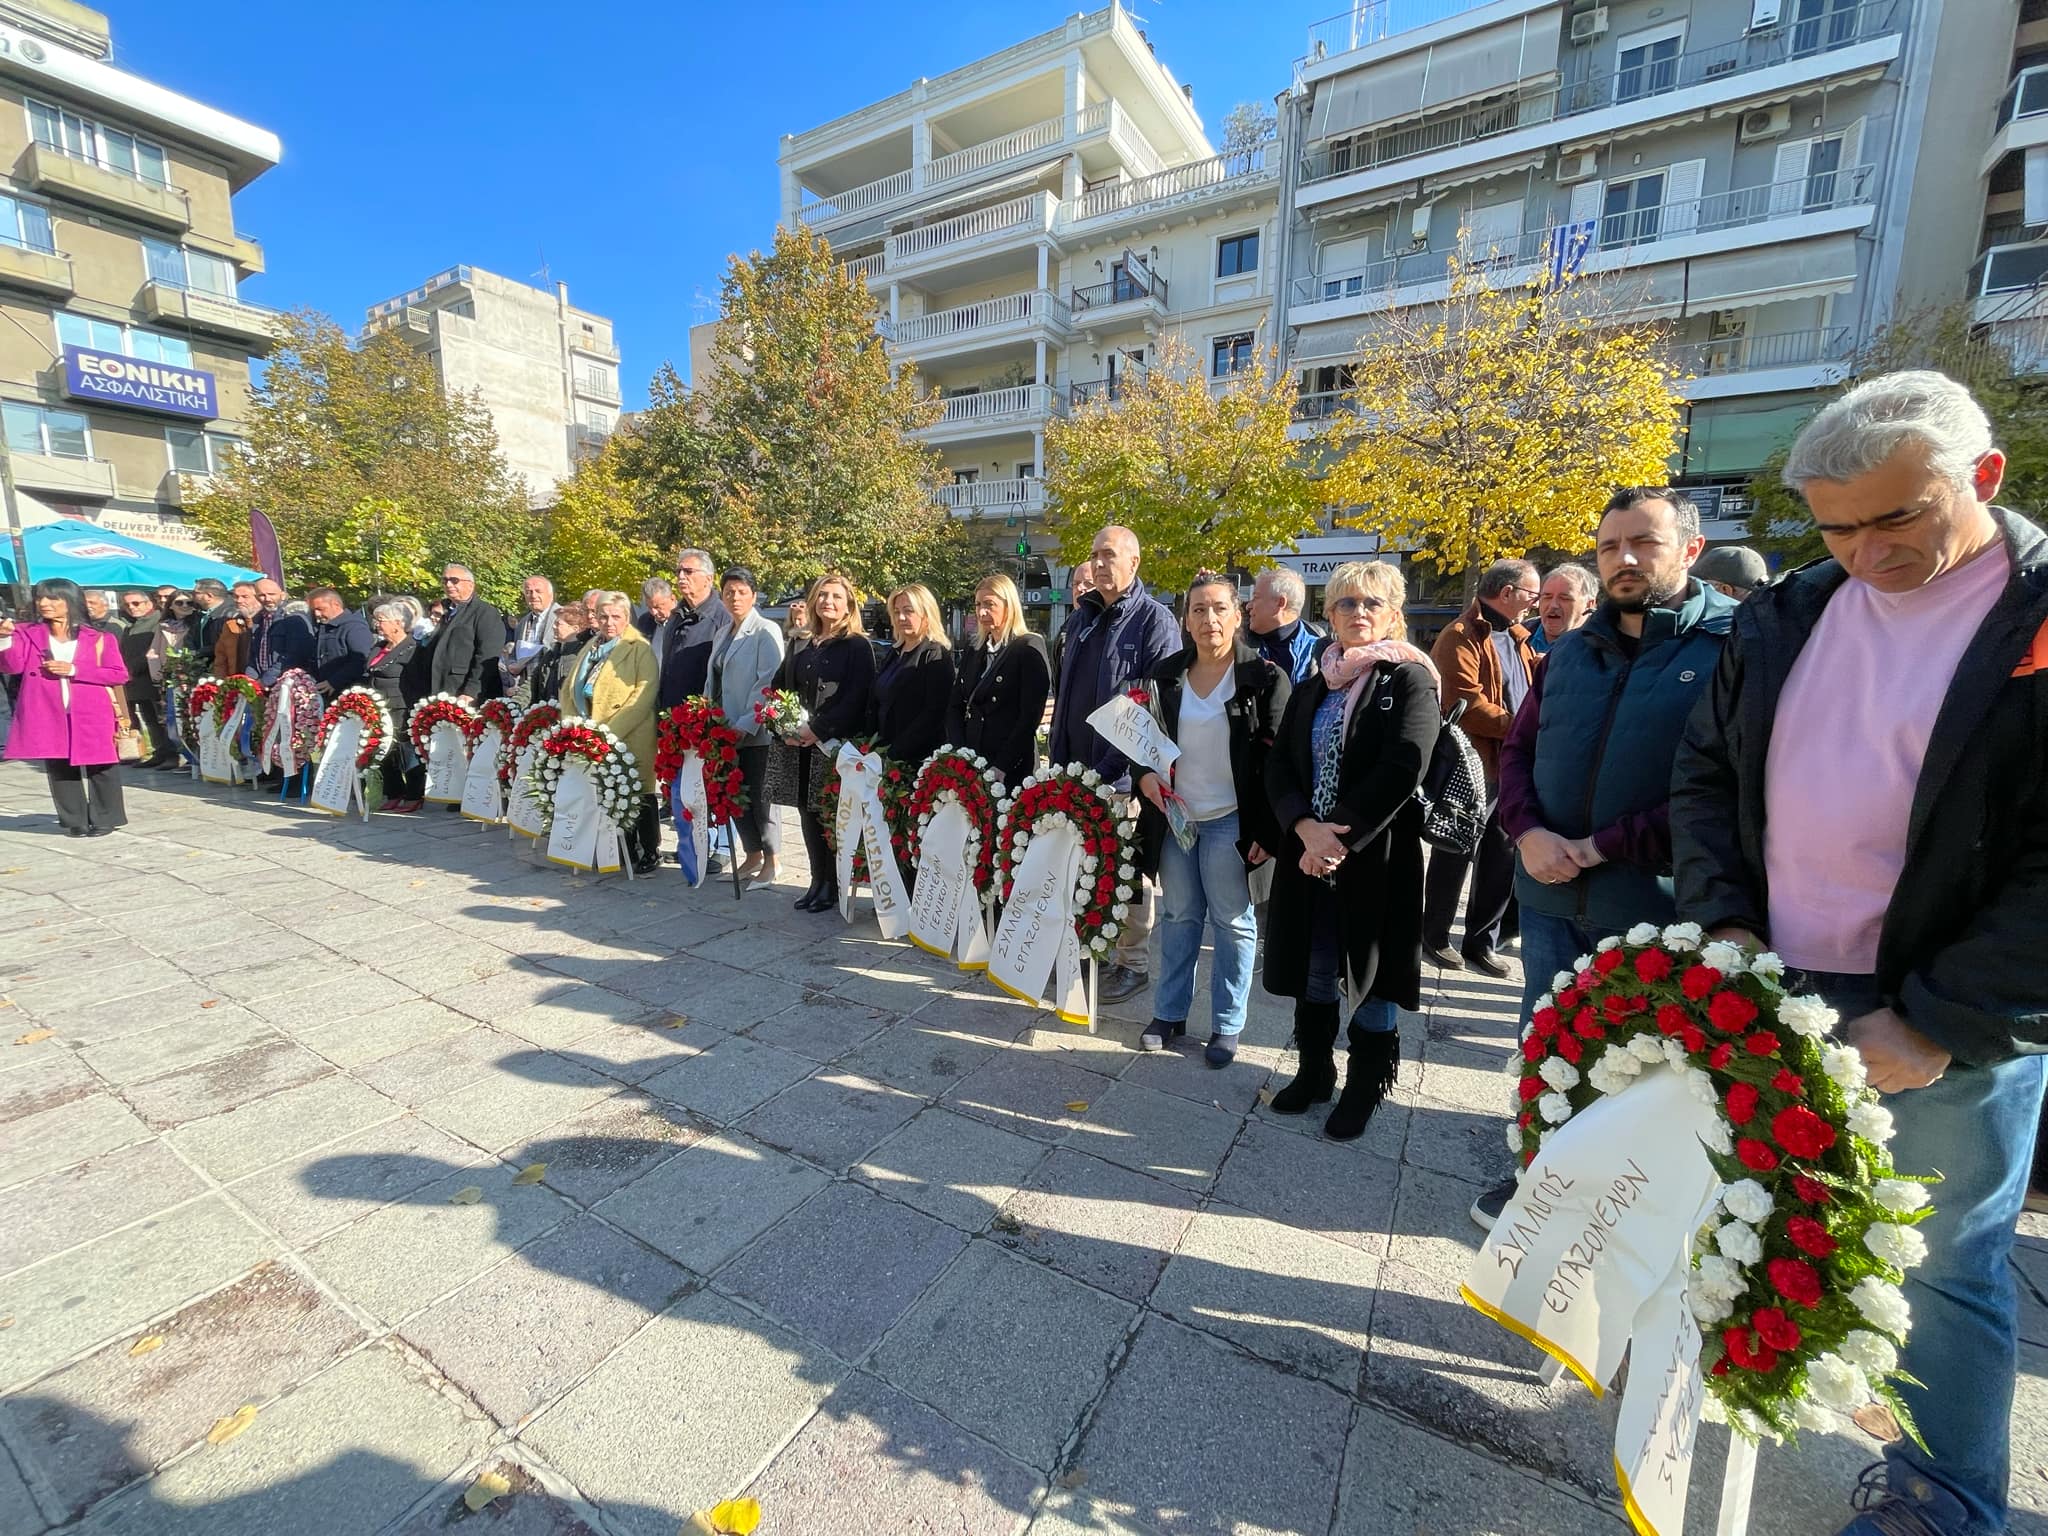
2 763 2044 1536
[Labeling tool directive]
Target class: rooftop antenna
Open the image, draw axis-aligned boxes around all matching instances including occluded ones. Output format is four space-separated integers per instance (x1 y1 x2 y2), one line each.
531 248 551 286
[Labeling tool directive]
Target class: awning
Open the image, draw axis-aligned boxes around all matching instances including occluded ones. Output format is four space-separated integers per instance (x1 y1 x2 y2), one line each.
1682 232 1860 309
1424 151 1547 197
1307 8 1561 142
1703 64 1888 118
1305 182 1419 220
1564 112 1704 154
6 517 256 587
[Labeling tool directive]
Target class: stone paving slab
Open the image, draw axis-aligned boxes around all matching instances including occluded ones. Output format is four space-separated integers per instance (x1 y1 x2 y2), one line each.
0 1137 209 1273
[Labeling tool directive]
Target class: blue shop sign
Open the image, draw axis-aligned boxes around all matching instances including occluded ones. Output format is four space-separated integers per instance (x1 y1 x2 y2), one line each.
61 345 217 420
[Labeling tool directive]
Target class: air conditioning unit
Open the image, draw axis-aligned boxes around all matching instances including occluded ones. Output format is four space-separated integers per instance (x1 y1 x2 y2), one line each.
1738 103 1792 142
1556 148 1599 183
1569 7 1610 44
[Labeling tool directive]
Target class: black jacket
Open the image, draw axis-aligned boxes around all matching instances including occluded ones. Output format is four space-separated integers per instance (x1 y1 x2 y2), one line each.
949 633 1050 786
780 631 876 743
655 597 734 712
527 632 587 709
874 637 955 769
427 598 508 700
366 635 423 733
1672 506 2048 1066
313 611 374 696
117 612 159 704
1134 641 1291 889
1262 661 1439 1012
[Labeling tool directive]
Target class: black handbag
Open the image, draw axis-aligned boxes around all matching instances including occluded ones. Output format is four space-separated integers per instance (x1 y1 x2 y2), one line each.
1414 700 1488 856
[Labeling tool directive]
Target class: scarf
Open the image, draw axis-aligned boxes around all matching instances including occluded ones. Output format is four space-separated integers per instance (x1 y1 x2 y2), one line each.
572 638 616 715
1320 638 1440 736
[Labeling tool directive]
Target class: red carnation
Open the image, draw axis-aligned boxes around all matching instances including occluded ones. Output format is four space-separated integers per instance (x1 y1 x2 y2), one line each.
1736 1138 1779 1172
1555 1031 1584 1064
1126 687 1151 705
1634 948 1674 983
1593 948 1625 976
1708 991 1759 1032
1576 969 1599 992
1602 994 1632 1024
1768 1256 1823 1309
1711 1358 1730 1377
1573 1009 1605 1040
1682 964 1723 1000
1725 1081 1760 1125
1793 1175 1831 1206
1752 1307 1802 1353
1531 1006 1562 1037
1656 1003 1689 1037
1771 1104 1836 1161
1556 986 1582 1011
1679 1025 1708 1054
1722 1325 1778 1374
1517 1109 1534 1128
1519 1076 1546 1103
1773 1068 1805 1096
1785 1215 1836 1258
1709 1042 1734 1070
1522 1034 1547 1062
1744 1030 1781 1057
1083 912 1103 927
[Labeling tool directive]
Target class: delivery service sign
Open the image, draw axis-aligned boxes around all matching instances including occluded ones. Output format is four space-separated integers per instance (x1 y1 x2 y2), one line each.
62 345 217 420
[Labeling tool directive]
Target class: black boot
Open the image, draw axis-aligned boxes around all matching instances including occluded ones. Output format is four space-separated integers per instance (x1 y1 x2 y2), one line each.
795 877 824 910
806 878 840 914
1325 1025 1399 1141
1270 1000 1339 1114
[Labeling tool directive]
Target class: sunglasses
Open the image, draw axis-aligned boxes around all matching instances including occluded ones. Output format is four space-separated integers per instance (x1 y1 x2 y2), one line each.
1331 595 1387 615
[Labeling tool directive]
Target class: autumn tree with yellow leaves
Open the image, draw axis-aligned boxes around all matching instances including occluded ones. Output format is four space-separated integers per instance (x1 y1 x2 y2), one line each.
1318 249 1685 596
1043 335 1327 590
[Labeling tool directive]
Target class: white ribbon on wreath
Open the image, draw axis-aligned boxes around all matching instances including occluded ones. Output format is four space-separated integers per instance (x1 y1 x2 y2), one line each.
310 715 366 817
988 812 1090 1026
907 797 989 969
506 741 546 838
832 740 909 937
461 722 508 823
260 671 314 777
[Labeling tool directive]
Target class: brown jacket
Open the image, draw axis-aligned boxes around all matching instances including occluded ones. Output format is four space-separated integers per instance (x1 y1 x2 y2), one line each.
211 615 250 678
1428 599 1534 783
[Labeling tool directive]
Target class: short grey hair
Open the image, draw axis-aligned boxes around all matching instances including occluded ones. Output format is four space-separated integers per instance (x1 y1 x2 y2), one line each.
370 602 408 627
1542 563 1599 604
594 590 631 614
1783 370 1995 492
522 574 555 596
442 563 474 580
675 548 715 575
1476 559 1539 601
1254 566 1306 617
641 577 673 602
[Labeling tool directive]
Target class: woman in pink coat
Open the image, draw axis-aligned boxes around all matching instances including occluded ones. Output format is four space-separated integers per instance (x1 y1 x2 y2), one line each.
0 578 130 835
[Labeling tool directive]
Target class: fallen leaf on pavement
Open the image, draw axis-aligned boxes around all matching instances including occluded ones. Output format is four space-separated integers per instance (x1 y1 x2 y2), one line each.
463 1470 512 1512
1854 1403 1902 1443
128 1335 164 1358
449 1186 483 1205
1064 1101 1090 1113
1056 1467 1088 1490
0 1316 15 1329
199 1000 220 1010
687 1497 762 1535
15 1028 54 1045
407 879 427 888
0 866 22 875
663 1014 689 1029
207 1405 257 1445
512 1162 547 1185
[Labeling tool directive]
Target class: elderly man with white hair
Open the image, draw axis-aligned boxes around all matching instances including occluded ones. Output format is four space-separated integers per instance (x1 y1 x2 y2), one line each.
1247 565 1322 683
1674 370 2048 1536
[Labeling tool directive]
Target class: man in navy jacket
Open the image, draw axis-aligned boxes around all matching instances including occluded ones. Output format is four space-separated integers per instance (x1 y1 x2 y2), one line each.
308 587 373 697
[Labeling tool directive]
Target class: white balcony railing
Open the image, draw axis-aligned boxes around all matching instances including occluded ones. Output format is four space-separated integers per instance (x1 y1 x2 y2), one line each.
926 383 1066 430
798 168 915 227
928 115 1067 188
1666 326 1854 377
883 289 1072 346
841 253 886 284
1301 0 1486 64
935 476 1046 514
888 192 1056 264
1068 140 1278 224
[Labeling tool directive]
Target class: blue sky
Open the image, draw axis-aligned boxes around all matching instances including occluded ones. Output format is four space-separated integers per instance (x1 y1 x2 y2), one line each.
114 0 1308 408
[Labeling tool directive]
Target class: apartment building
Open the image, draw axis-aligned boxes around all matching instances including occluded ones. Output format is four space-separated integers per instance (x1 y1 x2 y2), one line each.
780 2 1281 593
1973 1 2048 368
1276 0 1997 533
0 0 277 551
364 265 621 507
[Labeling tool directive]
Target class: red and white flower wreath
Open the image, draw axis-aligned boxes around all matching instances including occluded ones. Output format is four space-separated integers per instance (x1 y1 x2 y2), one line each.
263 668 323 768
207 673 264 737
524 719 641 832
992 763 1137 963
316 686 394 768
183 677 221 743
475 698 520 784
654 696 750 826
1512 924 1934 1441
505 703 561 786
407 693 482 758
905 746 1004 897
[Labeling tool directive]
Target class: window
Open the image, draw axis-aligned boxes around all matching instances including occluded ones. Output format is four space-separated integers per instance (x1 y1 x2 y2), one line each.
166 427 242 476
56 314 194 367
0 193 53 254
1802 135 1844 209
141 238 236 298
1217 231 1260 277
3 401 91 459
1600 173 1666 248
580 404 614 433
1615 25 1685 102
1210 332 1254 376
1790 0 1859 55
577 364 614 395
27 99 169 186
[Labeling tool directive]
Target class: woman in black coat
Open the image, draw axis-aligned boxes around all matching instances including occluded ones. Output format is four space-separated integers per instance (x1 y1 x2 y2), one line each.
366 601 427 811
1132 574 1290 1070
776 571 876 912
523 601 588 708
875 583 955 772
947 573 1050 786
1263 561 1440 1141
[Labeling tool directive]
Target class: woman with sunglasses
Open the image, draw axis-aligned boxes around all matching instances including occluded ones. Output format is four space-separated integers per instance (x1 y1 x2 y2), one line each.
1262 560 1439 1140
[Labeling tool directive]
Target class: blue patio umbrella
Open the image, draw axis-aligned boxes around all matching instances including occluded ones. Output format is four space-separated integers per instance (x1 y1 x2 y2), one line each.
2 519 259 588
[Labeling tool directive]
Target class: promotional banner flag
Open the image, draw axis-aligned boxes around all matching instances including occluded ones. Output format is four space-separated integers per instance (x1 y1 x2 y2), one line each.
249 509 284 585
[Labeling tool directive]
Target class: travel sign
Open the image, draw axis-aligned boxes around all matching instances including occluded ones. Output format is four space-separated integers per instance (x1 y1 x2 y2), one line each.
61 345 218 421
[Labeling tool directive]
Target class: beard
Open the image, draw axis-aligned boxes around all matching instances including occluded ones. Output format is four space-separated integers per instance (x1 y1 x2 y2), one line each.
1602 570 1686 614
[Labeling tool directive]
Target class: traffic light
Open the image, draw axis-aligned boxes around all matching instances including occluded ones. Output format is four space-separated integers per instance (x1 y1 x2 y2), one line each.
1015 536 1029 557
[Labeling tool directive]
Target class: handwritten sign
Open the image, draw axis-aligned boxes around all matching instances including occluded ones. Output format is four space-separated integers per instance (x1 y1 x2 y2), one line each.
460 726 506 823
310 719 365 817
907 799 988 969
422 723 470 804
1084 693 1179 780
988 816 1089 1025
506 745 545 839
833 742 910 938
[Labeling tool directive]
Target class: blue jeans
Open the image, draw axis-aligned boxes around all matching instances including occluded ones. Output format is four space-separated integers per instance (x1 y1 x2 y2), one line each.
1156 811 1257 1036
1517 909 1616 1030
1303 888 1398 1034
1799 969 2048 1535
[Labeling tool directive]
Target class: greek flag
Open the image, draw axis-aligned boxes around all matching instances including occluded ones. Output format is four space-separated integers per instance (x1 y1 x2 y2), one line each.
1547 220 1596 292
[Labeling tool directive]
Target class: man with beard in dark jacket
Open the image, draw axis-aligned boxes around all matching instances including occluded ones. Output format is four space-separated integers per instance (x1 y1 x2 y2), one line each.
1672 372 2048 1536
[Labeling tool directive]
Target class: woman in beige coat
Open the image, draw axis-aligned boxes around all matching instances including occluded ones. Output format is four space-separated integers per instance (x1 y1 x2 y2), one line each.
561 591 660 874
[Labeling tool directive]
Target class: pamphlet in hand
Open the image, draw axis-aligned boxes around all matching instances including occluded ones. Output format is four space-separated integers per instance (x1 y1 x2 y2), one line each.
1085 691 1196 850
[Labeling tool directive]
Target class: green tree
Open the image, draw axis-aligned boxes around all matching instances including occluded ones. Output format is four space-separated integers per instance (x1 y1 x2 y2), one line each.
619 226 956 599
319 498 434 595
539 439 663 596
184 310 534 604
1220 101 1276 152
1746 305 2048 566
1043 335 1326 590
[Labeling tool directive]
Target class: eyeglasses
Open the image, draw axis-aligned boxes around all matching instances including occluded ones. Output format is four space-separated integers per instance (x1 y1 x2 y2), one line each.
441 574 466 585
1331 595 1387 615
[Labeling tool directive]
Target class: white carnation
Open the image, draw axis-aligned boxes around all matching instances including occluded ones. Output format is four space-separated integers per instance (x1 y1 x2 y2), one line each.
1822 1044 1868 1093
1625 922 1662 945
1118 864 1135 880
1778 994 1839 1040
1716 1220 1763 1265
1700 1118 1734 1155
1850 1277 1912 1335
1538 1091 1573 1125
1597 935 1623 952
1586 1059 1628 1096
1701 1394 1728 1425
1864 1221 1928 1270
1805 1354 1869 1410
1573 953 1596 973
1874 1179 1930 1214
1080 855 1097 872
1532 993 1554 1015
1111 903 1129 920
1663 1039 1692 1069
1662 922 1704 951
1553 970 1577 993
1081 769 1101 787
1792 1397 1838 1432
1702 940 1748 974
1065 761 1083 776
1628 1034 1668 1064
1721 1179 1774 1225
1839 1331 1899 1375
1750 951 1786 981
1538 1056 1581 1091
1695 1255 1746 1301
1689 1289 1734 1325
1506 1123 1525 1156
1115 884 1133 901
1687 1069 1720 1109
1848 1100 1895 1145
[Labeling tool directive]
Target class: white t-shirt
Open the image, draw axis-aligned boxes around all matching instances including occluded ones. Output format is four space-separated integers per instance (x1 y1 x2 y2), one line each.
48 634 76 708
1175 668 1237 821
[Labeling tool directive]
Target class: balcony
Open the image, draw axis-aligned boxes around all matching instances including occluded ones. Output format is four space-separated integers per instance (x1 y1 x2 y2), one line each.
1069 368 1146 408
841 254 886 286
798 168 916 229
882 289 1072 353
575 374 622 406
364 304 432 341
1300 0 1491 69
1667 326 1855 400
22 139 191 231
12 451 116 500
568 332 619 361
186 226 266 277
0 237 73 298
928 116 1068 192
934 476 1047 518
887 191 1059 272
1971 241 2048 326
1064 141 1278 233
140 282 282 350
1984 64 2048 175
916 382 1067 440
1298 1 1900 204
1069 262 1169 328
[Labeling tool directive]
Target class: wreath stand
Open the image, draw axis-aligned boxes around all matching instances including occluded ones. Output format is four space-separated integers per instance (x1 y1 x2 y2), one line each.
277 765 311 804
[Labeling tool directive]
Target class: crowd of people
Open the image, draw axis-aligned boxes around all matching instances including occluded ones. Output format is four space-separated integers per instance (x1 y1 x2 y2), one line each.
0 369 2042 1535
